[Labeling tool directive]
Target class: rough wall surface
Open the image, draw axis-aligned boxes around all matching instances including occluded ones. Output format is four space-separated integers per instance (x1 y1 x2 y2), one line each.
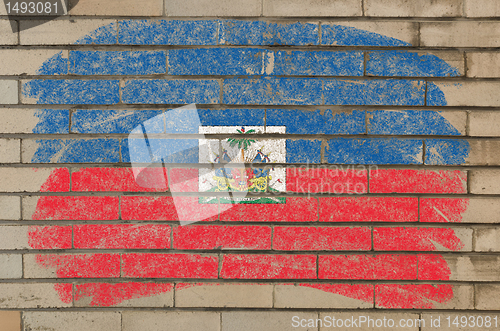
1 0 500 330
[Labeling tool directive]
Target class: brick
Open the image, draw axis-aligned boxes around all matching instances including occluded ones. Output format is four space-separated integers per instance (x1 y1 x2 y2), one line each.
71 168 167 192
467 52 500 78
22 79 120 105
264 0 362 16
375 284 473 309
0 196 21 220
275 284 373 309
369 169 467 194
324 79 425 106
70 0 163 16
286 139 322 163
167 0 261 16
121 196 219 221
465 0 500 17
365 0 462 17
470 111 500 136
0 284 72 308
476 285 500 310
71 109 162 134
119 19 218 45
0 168 69 192
286 167 367 194
175 283 273 307
428 81 500 107
0 226 71 250
74 224 171 249
422 313 500 330
368 110 466 135
123 311 220 331
0 50 68 75
470 170 500 194
173 225 271 250
219 20 319 46
75 283 174 307
319 312 420 330
24 254 121 278
22 139 120 163
464 140 500 165
366 51 464 77
0 109 69 134
423 255 500 281
420 198 500 223
20 19 117 45
0 255 22 278
122 253 219 278
421 22 500 47
23 196 120 220
221 254 317 279
326 138 423 164
122 79 220 104
321 21 418 46
267 109 365 134
374 227 472 251
0 80 18 104
319 254 417 280
0 311 20 331
424 139 469 165
224 311 318 331
122 138 199 164
220 197 318 222
320 197 418 222
0 20 17 45
70 51 166 75
273 227 371 251
169 48 265 76
23 312 121 331
475 228 500 252
0 139 20 163
223 77 322 105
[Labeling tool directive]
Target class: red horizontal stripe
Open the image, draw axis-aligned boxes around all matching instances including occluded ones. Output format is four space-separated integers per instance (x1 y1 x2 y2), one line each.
273 226 371 251
40 168 70 192
319 254 417 280
420 198 469 223
418 254 451 280
370 169 467 194
173 225 271 250
122 253 219 278
74 224 171 249
221 254 317 279
319 197 418 222
28 226 72 249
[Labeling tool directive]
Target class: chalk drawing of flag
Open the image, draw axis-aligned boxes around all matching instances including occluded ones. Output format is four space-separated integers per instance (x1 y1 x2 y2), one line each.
18 19 473 309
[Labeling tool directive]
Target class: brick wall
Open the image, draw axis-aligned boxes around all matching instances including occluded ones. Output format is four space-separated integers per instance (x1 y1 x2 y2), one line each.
1 0 500 330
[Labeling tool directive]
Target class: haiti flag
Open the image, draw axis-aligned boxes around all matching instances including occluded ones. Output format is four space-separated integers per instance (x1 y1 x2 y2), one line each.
12 19 474 309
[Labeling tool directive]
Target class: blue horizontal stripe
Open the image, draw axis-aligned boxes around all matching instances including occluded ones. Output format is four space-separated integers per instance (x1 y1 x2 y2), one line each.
23 80 120 105
267 109 365 134
122 79 220 104
122 138 199 164
326 138 423 164
366 51 461 77
426 82 448 106
70 51 166 75
118 20 218 45
30 139 120 163
367 110 463 136
37 52 68 75
33 109 70 134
